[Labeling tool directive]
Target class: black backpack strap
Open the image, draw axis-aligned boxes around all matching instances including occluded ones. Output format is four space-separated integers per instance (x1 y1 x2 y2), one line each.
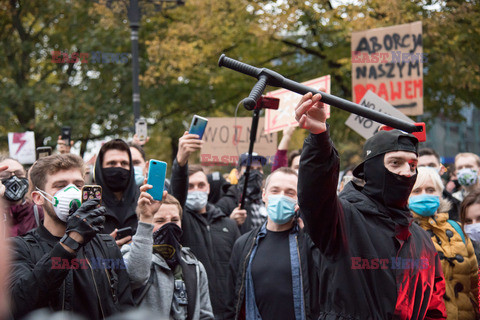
132 263 155 306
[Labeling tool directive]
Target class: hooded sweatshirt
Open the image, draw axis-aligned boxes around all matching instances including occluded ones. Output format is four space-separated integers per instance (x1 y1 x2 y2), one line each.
94 144 140 234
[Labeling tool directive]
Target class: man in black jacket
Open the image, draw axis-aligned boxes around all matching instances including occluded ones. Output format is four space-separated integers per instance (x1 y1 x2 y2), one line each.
170 131 240 319
9 153 134 319
294 92 446 319
94 139 139 242
216 152 268 234
227 167 319 320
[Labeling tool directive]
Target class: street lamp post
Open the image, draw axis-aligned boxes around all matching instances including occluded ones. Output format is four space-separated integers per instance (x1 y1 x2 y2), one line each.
104 0 185 125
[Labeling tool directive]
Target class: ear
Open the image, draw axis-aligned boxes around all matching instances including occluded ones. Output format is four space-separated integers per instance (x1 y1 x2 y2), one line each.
31 191 45 206
206 182 210 195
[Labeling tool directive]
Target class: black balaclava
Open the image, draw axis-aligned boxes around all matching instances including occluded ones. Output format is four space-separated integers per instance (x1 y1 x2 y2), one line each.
153 223 183 269
361 154 417 227
237 169 263 202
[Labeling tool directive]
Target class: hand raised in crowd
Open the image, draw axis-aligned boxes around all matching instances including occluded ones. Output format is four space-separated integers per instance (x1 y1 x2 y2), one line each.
278 126 296 151
136 184 168 224
64 199 106 252
294 90 328 134
230 205 247 226
0 165 7 197
57 135 74 154
176 131 204 167
132 133 150 146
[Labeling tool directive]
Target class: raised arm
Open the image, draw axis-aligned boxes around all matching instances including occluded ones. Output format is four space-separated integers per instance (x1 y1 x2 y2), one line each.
295 92 346 256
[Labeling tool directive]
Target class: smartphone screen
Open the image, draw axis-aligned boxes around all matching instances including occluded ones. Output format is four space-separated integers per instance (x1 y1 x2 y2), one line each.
135 118 148 142
189 115 208 139
61 126 72 145
147 160 167 201
81 185 102 206
36 146 52 160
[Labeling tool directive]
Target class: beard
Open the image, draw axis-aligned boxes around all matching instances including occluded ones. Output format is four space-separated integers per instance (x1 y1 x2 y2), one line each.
43 201 66 225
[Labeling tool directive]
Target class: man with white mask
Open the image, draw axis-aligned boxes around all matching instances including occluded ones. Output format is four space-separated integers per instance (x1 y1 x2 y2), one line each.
9 154 134 319
226 167 320 320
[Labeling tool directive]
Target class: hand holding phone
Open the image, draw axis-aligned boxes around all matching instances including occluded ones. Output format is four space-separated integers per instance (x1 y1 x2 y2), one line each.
147 160 167 201
61 126 72 146
81 185 102 208
135 118 148 144
115 227 133 240
189 115 208 139
36 146 52 160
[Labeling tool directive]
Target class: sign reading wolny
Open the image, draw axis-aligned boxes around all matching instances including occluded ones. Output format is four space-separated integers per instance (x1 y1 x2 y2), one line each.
200 117 277 165
352 21 423 115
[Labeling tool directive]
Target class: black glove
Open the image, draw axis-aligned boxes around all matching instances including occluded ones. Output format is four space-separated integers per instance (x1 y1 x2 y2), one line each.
65 198 106 244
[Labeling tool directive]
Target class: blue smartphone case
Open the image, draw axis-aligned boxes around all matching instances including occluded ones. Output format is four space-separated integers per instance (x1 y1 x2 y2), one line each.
147 160 167 201
189 115 208 139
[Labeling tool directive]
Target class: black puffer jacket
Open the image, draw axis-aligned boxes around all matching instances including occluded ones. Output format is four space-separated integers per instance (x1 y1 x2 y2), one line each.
298 131 447 319
170 160 241 319
9 225 134 319
226 223 320 320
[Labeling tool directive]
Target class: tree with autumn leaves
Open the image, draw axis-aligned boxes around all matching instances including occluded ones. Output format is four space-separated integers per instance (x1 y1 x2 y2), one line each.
0 0 478 168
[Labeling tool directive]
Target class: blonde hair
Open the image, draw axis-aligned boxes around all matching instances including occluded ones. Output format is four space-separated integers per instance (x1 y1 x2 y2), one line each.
413 167 444 194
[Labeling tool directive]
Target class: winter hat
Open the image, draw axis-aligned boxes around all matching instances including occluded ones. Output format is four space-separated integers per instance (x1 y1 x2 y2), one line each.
353 129 418 179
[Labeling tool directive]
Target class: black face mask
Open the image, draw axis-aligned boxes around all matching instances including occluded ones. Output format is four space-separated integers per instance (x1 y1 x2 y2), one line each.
102 167 130 192
2 176 29 202
153 223 183 268
238 169 263 202
362 154 417 226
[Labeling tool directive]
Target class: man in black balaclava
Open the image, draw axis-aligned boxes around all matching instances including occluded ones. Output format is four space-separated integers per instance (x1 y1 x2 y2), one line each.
94 139 139 240
294 92 447 319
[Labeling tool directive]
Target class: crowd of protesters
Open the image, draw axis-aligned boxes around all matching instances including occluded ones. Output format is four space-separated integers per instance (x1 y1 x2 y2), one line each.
1 92 480 320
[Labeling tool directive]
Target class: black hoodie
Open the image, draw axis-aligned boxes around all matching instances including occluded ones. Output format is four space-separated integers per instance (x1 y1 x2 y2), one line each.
94 142 140 234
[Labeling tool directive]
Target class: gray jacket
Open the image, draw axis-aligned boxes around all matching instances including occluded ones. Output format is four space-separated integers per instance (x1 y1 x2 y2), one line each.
122 222 214 320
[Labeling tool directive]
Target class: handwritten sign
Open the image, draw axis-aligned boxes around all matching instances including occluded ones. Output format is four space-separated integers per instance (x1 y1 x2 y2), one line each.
201 117 277 165
345 90 415 139
264 75 331 134
8 132 36 164
352 21 423 115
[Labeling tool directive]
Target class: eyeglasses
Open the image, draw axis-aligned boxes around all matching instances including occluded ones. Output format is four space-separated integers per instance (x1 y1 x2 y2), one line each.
0 170 26 180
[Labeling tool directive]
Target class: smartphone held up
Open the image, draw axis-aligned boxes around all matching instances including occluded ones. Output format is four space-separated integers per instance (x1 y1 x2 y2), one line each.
147 159 167 201
189 115 208 139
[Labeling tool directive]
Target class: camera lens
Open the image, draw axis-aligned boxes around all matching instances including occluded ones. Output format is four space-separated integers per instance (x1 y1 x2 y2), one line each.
194 119 198 125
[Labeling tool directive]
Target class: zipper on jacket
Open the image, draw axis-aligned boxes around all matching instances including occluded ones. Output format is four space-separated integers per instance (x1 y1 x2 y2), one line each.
235 235 257 319
295 235 307 319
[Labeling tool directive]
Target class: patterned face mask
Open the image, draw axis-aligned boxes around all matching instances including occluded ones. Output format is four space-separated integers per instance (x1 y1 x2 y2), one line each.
2 175 29 202
457 168 478 187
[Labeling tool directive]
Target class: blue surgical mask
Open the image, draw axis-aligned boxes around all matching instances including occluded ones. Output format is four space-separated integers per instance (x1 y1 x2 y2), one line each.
267 194 296 225
133 166 145 186
408 194 440 217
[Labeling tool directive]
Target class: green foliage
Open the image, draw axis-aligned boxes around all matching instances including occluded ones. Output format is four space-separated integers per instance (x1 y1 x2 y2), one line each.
1 0 478 168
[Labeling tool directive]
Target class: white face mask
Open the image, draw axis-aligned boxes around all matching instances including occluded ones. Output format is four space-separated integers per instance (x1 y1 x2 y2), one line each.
185 191 208 211
464 223 480 243
36 184 82 222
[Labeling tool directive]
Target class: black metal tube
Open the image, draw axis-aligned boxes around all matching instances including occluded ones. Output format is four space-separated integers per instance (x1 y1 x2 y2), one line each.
219 54 422 133
130 0 141 123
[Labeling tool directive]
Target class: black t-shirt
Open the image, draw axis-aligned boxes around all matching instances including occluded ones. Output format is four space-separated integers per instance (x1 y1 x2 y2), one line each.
251 228 295 320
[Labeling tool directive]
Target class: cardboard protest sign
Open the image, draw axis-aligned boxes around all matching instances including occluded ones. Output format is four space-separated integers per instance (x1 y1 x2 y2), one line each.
345 90 415 139
352 21 423 115
8 132 36 164
200 117 277 165
264 75 331 134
